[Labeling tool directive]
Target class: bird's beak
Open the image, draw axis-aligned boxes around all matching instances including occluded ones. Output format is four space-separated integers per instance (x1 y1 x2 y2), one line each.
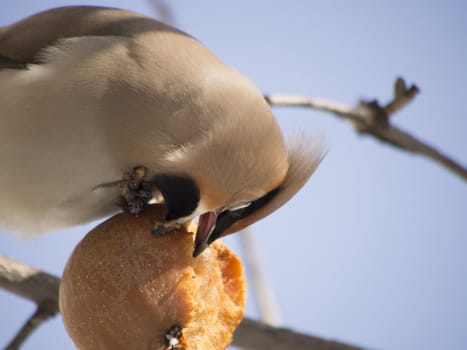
193 209 221 257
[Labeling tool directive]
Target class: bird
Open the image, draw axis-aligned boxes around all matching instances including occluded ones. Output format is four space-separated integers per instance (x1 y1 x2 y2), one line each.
0 6 324 257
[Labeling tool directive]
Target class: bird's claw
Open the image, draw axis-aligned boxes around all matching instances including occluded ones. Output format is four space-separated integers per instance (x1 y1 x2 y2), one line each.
116 166 153 214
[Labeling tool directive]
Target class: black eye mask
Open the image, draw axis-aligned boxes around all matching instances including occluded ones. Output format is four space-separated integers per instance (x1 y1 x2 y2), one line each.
151 174 200 221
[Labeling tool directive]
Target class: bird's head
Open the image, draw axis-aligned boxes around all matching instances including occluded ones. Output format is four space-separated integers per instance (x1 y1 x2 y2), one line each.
152 70 325 256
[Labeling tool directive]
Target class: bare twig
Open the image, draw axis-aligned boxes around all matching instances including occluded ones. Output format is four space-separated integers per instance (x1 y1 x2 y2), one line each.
238 229 281 326
383 77 419 116
265 78 467 181
234 318 364 350
4 301 58 350
0 256 60 304
0 256 60 350
0 255 364 350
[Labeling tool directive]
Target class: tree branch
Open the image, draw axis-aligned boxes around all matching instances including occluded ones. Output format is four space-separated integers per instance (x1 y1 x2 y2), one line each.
234 318 363 350
0 256 60 350
0 255 364 350
265 77 467 181
3 301 58 350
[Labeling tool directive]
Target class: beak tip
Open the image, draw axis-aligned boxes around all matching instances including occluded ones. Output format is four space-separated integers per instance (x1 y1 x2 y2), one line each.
192 241 208 258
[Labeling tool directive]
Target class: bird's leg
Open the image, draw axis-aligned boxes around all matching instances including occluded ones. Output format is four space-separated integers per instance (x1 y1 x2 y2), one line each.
116 166 154 214
114 167 183 236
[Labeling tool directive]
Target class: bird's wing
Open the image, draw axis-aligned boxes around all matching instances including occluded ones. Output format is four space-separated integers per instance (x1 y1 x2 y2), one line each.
0 6 178 68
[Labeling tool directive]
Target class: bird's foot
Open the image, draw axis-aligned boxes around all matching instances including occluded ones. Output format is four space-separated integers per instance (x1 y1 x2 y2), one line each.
152 222 183 237
116 166 153 214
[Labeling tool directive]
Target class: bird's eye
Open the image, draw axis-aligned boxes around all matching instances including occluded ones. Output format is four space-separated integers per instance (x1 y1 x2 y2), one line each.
228 201 251 212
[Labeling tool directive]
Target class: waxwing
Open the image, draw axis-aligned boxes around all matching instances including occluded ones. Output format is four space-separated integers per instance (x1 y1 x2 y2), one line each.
0 6 324 256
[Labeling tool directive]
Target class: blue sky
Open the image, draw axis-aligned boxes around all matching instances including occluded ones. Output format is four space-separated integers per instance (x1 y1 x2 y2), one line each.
1 1 466 349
